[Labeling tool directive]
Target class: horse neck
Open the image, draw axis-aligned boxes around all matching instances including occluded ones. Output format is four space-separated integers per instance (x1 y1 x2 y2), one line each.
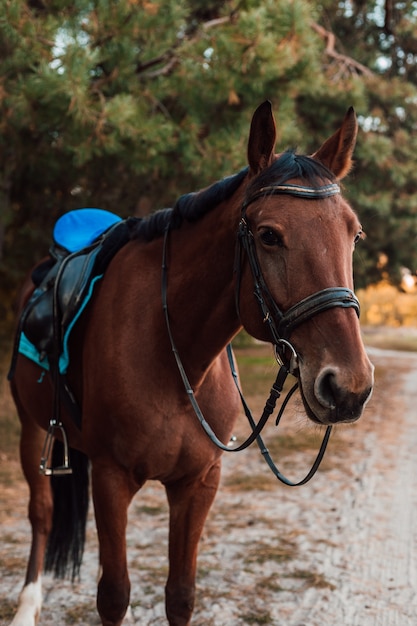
165 196 244 381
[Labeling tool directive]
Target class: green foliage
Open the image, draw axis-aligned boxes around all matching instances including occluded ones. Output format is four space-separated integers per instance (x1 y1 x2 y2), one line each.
319 2 417 287
1 0 417 306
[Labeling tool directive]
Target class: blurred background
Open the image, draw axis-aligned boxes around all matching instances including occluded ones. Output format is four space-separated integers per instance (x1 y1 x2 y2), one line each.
1 0 417 341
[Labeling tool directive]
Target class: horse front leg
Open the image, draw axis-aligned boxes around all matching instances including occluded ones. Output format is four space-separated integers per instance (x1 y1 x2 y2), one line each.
92 462 135 626
10 415 53 626
164 460 222 626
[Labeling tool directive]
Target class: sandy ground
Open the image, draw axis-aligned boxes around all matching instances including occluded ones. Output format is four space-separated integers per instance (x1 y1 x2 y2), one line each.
1 345 417 625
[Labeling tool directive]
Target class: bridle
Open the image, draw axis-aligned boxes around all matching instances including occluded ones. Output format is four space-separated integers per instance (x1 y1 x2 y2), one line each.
237 182 359 356
162 180 360 486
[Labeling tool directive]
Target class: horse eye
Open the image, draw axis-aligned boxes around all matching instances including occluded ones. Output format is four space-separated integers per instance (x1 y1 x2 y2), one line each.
260 228 284 247
354 230 363 245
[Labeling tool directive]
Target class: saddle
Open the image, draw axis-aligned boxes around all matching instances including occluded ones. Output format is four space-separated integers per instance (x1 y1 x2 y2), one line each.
9 208 138 379
8 208 140 475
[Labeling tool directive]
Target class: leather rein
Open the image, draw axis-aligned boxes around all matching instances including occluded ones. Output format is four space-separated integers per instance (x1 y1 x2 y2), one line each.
161 181 360 486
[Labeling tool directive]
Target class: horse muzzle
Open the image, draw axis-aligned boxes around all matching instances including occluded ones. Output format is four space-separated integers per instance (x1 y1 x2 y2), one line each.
300 362 374 425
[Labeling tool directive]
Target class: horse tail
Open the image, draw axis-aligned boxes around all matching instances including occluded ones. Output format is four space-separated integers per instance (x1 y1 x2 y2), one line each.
44 441 90 581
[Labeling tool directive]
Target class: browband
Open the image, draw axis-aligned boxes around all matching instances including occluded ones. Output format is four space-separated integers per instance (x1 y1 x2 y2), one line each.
243 182 340 210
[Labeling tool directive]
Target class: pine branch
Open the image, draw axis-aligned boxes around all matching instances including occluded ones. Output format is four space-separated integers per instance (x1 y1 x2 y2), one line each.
311 21 374 79
137 13 236 79
141 55 179 79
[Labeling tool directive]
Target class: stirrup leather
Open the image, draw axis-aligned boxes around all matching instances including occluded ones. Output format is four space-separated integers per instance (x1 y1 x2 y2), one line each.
39 419 73 476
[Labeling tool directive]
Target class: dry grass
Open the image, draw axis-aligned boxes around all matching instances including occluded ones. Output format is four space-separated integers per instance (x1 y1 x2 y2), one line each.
64 604 99 625
241 611 273 624
286 569 336 590
358 282 417 327
244 537 298 566
0 601 16 622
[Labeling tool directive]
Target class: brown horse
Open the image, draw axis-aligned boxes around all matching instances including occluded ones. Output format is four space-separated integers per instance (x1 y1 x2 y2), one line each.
9 102 374 626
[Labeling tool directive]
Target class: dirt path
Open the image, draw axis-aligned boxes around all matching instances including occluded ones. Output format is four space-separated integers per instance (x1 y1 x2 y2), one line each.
1 346 417 625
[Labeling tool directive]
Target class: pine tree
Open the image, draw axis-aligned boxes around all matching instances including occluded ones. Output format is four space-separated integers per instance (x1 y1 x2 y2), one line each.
1 0 417 313
309 1 417 287
0 0 322 302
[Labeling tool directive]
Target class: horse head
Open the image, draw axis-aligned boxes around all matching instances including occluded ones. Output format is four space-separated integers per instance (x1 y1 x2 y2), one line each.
237 101 374 426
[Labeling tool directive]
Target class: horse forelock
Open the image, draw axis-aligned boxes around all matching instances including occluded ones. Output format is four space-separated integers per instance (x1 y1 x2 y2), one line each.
246 150 336 201
130 167 249 243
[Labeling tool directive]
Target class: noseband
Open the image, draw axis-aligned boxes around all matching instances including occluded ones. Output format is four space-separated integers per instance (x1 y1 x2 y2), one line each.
237 182 360 362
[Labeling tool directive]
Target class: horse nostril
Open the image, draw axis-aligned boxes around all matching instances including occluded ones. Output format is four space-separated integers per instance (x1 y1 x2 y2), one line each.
313 365 373 423
315 369 338 410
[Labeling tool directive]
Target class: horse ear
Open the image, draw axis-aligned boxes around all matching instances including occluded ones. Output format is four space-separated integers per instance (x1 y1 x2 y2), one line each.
312 107 358 180
247 100 277 175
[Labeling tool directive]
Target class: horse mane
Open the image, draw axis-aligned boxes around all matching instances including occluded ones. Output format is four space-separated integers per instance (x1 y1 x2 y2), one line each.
130 150 336 243
245 150 337 200
130 167 249 242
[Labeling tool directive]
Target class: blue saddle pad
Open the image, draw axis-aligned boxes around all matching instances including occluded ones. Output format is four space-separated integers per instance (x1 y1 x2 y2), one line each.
53 208 122 253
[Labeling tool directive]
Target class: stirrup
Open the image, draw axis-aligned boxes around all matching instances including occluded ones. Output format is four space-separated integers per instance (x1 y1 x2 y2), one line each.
39 419 73 476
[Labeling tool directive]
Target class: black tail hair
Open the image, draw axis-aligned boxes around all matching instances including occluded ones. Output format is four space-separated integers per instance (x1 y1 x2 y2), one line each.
44 441 90 580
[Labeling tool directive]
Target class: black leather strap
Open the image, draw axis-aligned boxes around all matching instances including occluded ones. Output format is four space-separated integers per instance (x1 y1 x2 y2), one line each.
278 287 360 338
237 217 360 343
243 182 340 210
